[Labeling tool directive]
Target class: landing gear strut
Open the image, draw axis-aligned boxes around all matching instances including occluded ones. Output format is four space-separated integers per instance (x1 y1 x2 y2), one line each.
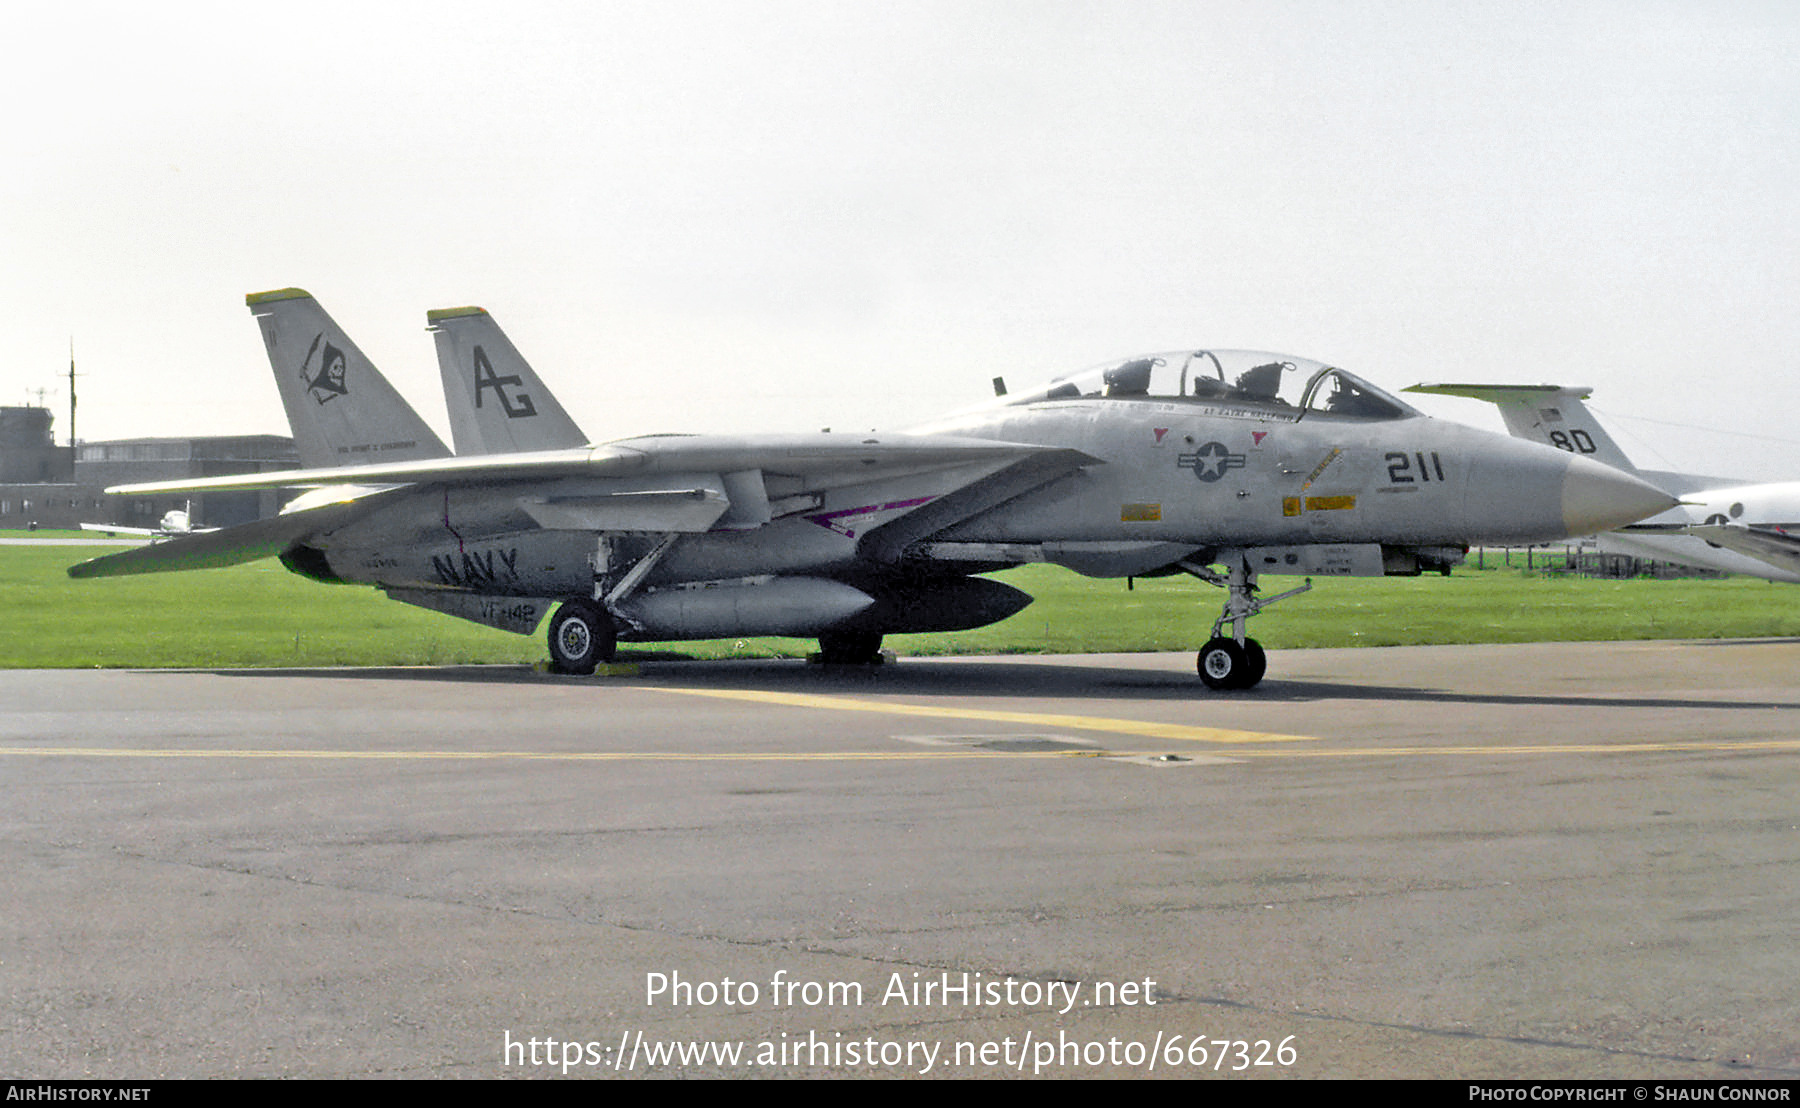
1179 554 1311 691
548 532 680 674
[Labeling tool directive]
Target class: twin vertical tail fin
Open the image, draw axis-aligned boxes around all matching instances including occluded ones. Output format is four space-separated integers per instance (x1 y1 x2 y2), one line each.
1404 383 1638 472
428 306 588 454
247 288 451 469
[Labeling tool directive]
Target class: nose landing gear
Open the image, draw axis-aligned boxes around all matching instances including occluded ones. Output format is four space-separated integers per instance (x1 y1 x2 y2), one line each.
1197 635 1266 691
1179 553 1311 691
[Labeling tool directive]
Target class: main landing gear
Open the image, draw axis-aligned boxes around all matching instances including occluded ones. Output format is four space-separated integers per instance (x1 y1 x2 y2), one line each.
1179 554 1312 691
815 630 885 665
547 598 617 675
548 532 680 675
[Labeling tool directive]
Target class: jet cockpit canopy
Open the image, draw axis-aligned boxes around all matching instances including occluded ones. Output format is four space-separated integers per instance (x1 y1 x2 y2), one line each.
1002 349 1418 421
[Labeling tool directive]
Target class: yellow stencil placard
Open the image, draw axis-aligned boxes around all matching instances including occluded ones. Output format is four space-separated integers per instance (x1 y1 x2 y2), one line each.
1120 503 1162 522
1304 495 1356 511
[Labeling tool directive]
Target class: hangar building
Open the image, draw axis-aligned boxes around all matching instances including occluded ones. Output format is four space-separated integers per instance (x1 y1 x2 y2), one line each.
0 405 297 530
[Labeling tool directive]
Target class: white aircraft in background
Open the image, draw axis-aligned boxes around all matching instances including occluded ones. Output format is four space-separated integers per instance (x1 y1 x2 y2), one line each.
80 504 214 540
1406 383 1800 583
69 290 1676 690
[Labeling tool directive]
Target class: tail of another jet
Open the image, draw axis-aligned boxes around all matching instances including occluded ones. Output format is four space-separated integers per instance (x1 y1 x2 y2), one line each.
248 289 451 469
1404 383 1640 472
428 306 587 454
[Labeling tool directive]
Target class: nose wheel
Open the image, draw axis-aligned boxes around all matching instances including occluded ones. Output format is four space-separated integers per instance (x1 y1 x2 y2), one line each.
1179 553 1309 692
1198 636 1267 690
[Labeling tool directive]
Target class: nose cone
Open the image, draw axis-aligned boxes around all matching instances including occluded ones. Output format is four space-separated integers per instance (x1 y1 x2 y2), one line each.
1560 453 1680 535
1458 430 1679 544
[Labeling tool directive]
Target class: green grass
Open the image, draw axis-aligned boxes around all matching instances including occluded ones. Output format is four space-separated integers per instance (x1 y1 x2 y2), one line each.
5 542 1799 669
881 562 1800 655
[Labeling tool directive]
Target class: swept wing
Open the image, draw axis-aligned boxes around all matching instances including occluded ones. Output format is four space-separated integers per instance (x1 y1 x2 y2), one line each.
67 435 1097 578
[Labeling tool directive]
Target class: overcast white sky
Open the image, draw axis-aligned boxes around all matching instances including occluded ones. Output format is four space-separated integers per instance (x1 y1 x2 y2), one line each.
5 0 1798 478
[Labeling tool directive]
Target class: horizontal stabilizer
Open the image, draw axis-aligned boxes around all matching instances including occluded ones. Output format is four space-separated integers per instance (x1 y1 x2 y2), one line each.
66 492 398 579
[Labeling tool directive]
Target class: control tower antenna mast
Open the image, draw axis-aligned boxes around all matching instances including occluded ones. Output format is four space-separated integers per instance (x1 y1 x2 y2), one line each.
67 337 81 447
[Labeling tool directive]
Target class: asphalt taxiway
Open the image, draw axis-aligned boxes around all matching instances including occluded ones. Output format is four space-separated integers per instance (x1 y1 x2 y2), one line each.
3 639 1798 1078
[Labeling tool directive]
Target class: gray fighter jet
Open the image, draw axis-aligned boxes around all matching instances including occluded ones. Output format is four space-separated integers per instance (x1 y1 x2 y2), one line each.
68 289 1675 689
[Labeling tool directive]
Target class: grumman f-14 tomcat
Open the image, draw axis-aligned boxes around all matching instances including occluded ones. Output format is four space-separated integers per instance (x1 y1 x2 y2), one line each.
69 289 1676 690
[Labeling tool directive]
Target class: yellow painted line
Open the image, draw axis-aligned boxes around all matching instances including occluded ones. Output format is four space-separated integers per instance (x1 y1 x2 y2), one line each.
1 738 1793 763
0 746 1096 762
1225 739 1800 758
646 686 1320 744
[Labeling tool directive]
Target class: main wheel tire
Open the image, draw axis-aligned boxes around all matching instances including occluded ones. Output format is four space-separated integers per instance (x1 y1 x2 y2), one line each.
1241 638 1268 689
1198 636 1250 691
816 630 884 665
548 599 616 675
